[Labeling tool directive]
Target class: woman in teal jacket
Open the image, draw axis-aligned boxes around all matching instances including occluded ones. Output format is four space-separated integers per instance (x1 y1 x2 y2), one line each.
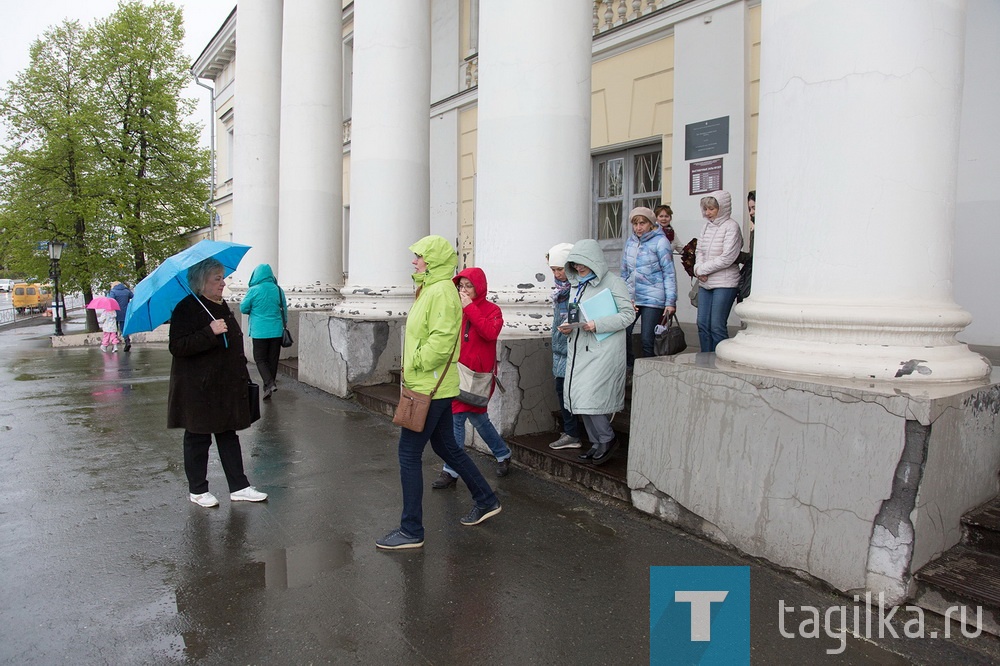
376 235 502 550
239 263 286 399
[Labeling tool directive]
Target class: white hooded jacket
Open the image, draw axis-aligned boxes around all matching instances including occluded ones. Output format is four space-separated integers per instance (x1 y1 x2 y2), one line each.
694 190 744 289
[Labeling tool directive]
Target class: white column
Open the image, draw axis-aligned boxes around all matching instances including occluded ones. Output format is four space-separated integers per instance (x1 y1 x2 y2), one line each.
337 0 431 317
232 0 282 284
277 0 343 305
475 0 592 332
717 0 990 383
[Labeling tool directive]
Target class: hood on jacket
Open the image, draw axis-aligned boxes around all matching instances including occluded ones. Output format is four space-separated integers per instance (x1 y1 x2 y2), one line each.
453 266 488 303
704 190 733 225
409 235 457 286
248 263 277 287
109 282 131 296
547 243 574 268
565 239 609 284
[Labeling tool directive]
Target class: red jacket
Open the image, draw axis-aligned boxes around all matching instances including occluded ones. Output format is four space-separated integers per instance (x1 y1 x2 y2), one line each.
452 267 503 414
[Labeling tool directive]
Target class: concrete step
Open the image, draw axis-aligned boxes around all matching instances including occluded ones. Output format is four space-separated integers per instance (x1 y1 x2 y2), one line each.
963 496 1000 552
507 432 629 502
277 357 298 380
913 544 1000 636
353 383 400 419
349 381 630 502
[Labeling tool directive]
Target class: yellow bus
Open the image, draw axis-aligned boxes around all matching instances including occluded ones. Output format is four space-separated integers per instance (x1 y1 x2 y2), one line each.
12 283 52 314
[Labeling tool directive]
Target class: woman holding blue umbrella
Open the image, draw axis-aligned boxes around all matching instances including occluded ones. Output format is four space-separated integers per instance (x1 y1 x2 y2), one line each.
167 257 267 508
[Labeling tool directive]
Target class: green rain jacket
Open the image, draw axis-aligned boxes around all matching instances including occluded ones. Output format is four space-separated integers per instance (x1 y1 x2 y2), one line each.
403 236 461 398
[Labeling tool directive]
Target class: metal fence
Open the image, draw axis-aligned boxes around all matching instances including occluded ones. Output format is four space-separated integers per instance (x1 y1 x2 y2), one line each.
0 293 85 327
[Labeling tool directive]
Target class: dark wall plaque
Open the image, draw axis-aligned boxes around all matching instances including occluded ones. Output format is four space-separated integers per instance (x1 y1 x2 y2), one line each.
685 116 730 160
689 158 723 195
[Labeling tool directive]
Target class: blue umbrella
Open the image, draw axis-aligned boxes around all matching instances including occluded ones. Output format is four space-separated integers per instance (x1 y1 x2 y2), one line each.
122 240 252 337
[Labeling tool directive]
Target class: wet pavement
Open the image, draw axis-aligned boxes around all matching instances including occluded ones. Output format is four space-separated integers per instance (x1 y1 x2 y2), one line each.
1 318 999 664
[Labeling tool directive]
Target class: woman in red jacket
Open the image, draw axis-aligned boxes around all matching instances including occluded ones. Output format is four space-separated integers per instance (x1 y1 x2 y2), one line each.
432 267 512 488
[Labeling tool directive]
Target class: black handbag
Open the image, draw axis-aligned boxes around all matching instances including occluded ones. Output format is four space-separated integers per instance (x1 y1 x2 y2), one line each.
248 381 261 424
279 288 293 348
737 258 752 303
654 314 687 356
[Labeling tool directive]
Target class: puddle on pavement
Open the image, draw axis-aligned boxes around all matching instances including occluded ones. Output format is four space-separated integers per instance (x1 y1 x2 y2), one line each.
14 373 54 381
252 540 354 590
556 507 618 537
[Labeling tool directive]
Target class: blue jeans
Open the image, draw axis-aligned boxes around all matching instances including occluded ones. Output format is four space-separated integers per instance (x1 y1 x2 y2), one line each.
398 398 498 539
626 305 662 367
554 376 579 438
443 411 511 478
696 286 738 352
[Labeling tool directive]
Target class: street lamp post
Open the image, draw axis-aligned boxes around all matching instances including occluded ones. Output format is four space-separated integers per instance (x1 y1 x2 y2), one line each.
48 240 65 336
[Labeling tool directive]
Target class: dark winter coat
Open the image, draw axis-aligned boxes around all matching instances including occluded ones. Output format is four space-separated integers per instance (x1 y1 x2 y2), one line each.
108 283 133 325
167 294 252 434
452 267 503 415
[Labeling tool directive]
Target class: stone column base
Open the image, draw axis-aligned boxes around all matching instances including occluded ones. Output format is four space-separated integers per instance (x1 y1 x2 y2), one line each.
297 311 403 397
629 353 1000 604
718 300 991 383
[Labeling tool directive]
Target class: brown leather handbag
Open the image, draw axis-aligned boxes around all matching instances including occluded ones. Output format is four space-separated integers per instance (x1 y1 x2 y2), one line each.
393 339 458 432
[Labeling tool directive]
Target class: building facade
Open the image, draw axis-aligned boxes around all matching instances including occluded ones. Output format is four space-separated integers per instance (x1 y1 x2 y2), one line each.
192 0 1000 604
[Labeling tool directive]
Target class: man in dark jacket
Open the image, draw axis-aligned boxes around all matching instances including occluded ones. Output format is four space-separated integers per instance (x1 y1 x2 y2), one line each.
108 281 134 351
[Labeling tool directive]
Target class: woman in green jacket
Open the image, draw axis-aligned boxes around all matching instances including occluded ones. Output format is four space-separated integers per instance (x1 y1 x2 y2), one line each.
376 235 502 550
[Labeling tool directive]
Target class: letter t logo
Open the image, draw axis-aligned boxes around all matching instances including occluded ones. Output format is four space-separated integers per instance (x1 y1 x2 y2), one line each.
675 591 729 641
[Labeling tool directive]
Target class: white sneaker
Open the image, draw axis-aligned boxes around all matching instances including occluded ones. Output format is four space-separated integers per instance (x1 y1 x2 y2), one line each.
112 346 119 353
549 433 582 450
189 492 219 508
230 486 268 502
100 345 108 352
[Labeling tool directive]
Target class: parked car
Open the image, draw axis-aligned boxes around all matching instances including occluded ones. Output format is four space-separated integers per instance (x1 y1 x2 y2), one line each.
0 279 15 292
12 283 52 314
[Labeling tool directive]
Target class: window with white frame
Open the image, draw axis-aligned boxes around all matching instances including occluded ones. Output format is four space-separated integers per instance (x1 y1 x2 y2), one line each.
592 145 663 265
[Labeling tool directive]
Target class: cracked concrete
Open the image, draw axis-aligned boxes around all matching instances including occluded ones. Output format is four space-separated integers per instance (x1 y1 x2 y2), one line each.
298 312 402 398
866 420 930 604
626 353 1000 597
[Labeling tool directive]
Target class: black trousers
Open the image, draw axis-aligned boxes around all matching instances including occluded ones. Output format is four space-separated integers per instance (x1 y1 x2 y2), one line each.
252 337 283 389
183 430 250 494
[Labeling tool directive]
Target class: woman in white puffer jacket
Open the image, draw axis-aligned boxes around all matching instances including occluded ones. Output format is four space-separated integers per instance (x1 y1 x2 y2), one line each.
693 190 743 352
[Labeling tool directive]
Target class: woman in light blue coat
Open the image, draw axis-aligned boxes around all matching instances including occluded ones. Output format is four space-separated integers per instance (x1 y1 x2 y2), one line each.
557 239 635 466
239 263 287 399
620 206 677 367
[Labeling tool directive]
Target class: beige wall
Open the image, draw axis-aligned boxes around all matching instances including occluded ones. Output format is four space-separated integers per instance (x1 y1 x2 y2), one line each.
459 0 472 58
458 106 477 268
591 36 674 204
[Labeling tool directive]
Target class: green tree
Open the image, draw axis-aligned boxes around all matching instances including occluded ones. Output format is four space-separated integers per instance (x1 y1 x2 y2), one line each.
84 1 209 281
0 20 105 328
0 1 210 330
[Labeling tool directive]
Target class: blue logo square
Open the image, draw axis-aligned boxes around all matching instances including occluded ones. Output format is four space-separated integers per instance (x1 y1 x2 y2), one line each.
650 566 750 666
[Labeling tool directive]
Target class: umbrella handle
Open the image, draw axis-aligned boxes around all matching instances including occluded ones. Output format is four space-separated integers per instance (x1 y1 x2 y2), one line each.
183 279 229 348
